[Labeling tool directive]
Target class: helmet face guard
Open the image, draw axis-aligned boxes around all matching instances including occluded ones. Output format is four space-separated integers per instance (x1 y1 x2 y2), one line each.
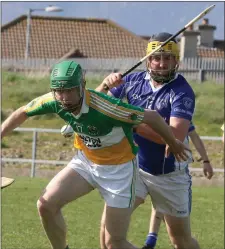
52 86 83 112
146 33 180 83
50 61 85 112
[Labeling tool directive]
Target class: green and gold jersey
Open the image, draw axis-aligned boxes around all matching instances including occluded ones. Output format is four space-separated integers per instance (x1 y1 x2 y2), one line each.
24 89 145 165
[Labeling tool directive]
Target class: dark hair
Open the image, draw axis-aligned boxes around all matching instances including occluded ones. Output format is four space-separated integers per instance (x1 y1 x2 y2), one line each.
149 32 177 43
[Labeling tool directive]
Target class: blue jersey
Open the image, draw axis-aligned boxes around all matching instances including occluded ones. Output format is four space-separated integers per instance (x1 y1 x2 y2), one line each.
110 71 195 175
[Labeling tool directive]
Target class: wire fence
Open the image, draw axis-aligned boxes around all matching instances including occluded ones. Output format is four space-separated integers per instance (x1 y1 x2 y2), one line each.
1 127 223 178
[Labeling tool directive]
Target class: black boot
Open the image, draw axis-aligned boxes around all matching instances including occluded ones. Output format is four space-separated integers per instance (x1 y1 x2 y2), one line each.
142 245 154 249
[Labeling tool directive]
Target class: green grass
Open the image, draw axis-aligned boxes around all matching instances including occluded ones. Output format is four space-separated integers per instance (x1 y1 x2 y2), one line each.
2 177 224 249
189 81 224 135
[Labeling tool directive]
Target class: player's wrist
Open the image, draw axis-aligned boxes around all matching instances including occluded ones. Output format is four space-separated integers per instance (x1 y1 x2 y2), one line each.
203 160 210 163
166 139 176 149
102 82 110 91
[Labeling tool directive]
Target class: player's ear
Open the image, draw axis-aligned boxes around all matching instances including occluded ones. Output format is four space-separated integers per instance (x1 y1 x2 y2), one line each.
175 59 180 70
146 58 151 70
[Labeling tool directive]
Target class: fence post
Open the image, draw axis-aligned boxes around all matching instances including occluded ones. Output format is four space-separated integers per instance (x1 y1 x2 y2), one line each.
31 130 37 178
198 69 205 83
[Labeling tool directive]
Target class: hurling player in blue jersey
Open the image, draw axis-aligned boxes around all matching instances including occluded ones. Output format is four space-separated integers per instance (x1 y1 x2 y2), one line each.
97 33 201 249
136 122 213 249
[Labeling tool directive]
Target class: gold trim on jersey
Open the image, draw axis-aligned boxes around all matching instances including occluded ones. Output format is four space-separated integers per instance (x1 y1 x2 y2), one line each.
74 134 136 165
24 93 54 113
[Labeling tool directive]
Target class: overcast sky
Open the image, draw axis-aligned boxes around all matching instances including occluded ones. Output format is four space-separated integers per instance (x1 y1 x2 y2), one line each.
1 1 224 39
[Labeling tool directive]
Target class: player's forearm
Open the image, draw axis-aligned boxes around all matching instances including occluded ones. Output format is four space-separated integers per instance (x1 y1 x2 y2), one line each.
135 124 165 144
95 83 109 94
190 135 209 161
96 73 123 94
1 107 28 138
143 110 176 146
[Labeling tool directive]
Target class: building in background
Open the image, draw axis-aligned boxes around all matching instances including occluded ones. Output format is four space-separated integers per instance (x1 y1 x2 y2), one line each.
1 15 148 59
179 18 224 60
1 15 224 82
2 15 224 60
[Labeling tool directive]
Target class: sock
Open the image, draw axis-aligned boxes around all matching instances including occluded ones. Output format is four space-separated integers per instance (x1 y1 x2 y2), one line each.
145 232 158 248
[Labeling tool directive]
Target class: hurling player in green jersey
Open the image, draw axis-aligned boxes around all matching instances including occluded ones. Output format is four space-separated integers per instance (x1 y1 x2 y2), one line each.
1 60 190 249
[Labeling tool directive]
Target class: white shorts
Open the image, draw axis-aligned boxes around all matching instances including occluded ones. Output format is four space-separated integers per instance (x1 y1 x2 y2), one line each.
136 167 192 217
68 150 138 208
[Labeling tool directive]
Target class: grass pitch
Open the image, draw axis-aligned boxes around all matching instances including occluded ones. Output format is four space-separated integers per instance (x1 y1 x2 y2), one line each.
1 177 224 249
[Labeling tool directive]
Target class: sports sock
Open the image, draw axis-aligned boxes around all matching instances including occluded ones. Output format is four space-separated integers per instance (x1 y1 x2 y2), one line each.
145 232 158 248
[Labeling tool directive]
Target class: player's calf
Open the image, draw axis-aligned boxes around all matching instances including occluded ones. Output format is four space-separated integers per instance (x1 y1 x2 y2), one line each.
171 236 200 249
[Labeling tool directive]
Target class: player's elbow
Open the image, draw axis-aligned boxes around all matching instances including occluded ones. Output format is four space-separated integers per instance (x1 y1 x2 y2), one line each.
11 106 29 124
18 106 29 118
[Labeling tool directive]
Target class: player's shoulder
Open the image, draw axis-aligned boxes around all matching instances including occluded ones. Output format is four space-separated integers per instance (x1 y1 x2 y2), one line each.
171 74 194 94
124 71 147 83
88 89 119 105
28 92 55 106
173 74 192 88
37 92 55 104
88 89 144 113
88 88 109 99
41 92 54 99
25 92 56 113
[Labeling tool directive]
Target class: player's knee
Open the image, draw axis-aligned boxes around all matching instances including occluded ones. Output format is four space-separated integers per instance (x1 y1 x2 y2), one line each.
37 196 58 217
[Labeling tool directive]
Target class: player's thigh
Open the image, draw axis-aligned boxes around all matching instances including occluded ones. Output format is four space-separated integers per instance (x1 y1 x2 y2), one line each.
135 168 148 208
104 205 133 240
133 196 145 210
39 165 93 209
164 214 192 242
101 195 144 227
140 168 192 217
97 157 138 208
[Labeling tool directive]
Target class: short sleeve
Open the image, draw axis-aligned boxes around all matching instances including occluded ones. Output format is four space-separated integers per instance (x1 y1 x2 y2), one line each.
24 93 55 117
170 89 195 121
89 90 145 126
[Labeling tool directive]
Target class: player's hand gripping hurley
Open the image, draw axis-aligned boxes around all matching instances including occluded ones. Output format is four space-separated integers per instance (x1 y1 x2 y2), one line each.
103 4 215 90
